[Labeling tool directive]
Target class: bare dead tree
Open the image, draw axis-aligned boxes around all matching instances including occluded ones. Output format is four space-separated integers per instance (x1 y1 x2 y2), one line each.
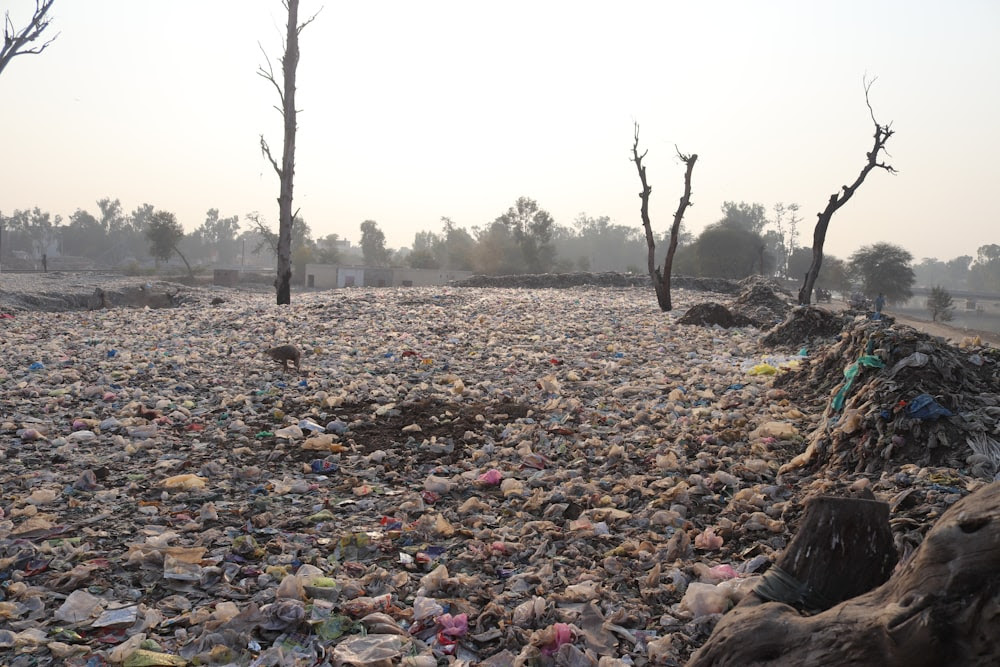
259 0 319 305
798 78 896 305
631 123 697 311
0 0 58 77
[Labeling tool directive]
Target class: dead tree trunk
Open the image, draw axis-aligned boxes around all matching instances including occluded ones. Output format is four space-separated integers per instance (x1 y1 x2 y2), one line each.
631 123 696 312
753 493 896 614
259 0 317 306
688 482 1000 667
798 78 896 306
0 0 58 77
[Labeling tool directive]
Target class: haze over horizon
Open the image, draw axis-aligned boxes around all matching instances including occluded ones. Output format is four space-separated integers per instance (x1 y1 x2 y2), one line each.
3 0 998 264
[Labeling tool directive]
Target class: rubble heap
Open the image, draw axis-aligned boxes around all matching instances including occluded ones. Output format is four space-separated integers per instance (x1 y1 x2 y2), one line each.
728 277 793 329
776 318 1000 476
761 306 854 349
677 303 754 328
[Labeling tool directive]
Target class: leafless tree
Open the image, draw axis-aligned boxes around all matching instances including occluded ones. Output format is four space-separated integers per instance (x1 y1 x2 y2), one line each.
798 78 896 305
0 0 57 77
631 123 697 311
258 0 319 305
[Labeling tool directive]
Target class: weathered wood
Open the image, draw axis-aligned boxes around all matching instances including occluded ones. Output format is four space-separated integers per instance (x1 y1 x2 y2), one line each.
754 494 896 613
687 482 1000 667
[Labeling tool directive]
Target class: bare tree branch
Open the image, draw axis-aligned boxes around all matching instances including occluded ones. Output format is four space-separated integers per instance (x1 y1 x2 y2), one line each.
0 0 59 77
297 8 323 33
259 135 281 178
631 123 696 312
631 123 655 279
797 77 896 305
256 44 285 109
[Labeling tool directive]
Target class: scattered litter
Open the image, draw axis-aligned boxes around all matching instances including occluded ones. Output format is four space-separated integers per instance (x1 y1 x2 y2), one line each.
0 273 995 664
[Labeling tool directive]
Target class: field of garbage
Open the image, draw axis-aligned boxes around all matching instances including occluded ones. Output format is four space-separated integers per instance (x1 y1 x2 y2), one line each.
1 273 997 666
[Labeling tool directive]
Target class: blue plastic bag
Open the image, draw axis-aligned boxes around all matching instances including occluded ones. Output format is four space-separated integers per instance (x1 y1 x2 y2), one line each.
906 394 953 420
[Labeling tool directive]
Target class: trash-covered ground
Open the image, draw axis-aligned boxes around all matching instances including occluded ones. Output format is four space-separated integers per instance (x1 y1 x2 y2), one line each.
1 275 997 666
0 272 210 312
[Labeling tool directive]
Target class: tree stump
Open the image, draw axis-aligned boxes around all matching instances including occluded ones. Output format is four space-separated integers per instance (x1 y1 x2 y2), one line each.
687 482 1000 666
753 493 896 613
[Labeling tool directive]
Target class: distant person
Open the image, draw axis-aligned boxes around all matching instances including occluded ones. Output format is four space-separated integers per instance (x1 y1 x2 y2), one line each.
42 254 47 272
874 293 886 319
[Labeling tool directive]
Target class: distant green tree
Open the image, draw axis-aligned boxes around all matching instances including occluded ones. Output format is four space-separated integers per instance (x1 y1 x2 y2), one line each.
927 285 954 322
788 248 851 295
719 201 769 235
691 223 763 279
1 208 61 259
772 202 801 277
946 255 972 288
847 242 914 305
407 247 440 269
435 217 474 270
314 233 341 264
360 219 389 266
913 257 948 288
968 245 1000 292
197 208 241 264
493 197 556 273
63 208 106 259
554 213 649 273
472 219 524 274
409 230 442 268
145 210 193 276
126 203 156 260
820 256 853 295
246 212 312 257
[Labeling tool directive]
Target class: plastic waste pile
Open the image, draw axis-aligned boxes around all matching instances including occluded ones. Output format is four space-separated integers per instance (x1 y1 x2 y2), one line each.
776 318 1000 476
761 306 853 349
676 277 794 331
727 277 793 329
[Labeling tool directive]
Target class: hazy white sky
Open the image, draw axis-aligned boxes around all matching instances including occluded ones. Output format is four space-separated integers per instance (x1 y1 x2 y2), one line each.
3 0 998 262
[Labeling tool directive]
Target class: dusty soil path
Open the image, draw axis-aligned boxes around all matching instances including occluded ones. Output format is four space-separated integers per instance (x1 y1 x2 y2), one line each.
824 298 1000 347
890 310 1000 347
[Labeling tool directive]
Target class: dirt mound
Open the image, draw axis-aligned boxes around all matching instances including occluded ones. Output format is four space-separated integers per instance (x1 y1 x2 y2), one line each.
761 306 853 349
730 276 794 328
776 318 1000 475
678 277 793 329
678 302 754 328
0 274 202 312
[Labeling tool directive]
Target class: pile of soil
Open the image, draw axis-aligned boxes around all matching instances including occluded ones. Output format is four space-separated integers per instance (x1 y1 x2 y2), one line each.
729 277 794 329
677 302 754 328
761 306 854 349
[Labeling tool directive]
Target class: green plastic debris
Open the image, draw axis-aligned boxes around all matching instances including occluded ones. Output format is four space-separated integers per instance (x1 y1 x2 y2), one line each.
123 649 187 666
315 614 355 641
307 509 337 523
832 354 885 411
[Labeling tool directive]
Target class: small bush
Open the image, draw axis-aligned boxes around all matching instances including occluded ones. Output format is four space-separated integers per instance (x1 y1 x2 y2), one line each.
927 285 954 322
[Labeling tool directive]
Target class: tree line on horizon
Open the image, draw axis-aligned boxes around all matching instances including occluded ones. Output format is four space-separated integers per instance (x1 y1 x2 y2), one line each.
2 196 999 302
